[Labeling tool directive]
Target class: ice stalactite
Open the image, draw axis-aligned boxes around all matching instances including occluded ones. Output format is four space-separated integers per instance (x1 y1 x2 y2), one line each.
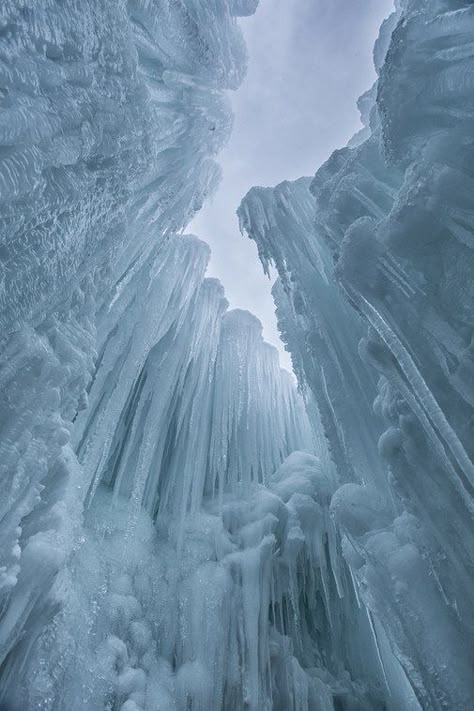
237 179 390 500
209 309 314 497
239 1 474 708
6 295 322 710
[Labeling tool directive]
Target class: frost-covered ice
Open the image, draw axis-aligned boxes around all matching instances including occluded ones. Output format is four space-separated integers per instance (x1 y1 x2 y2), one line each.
19 453 388 711
239 1 474 708
1 0 473 709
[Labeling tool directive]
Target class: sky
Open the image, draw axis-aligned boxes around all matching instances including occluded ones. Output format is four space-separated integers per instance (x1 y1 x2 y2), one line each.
189 0 394 371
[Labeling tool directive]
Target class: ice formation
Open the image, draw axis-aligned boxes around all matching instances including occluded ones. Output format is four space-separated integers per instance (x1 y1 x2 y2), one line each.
239 1 474 708
1 0 473 709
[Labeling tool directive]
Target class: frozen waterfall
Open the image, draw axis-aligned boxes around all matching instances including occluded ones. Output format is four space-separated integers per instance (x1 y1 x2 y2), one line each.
1 0 473 710
239 1 474 708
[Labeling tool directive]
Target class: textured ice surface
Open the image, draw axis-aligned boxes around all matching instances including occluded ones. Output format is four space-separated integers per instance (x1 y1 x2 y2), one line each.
0 1 355 709
14 446 419 711
0 0 307 706
240 0 474 708
1 0 473 709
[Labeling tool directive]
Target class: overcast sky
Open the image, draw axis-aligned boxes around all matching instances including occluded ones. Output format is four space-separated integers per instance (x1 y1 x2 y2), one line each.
190 0 394 370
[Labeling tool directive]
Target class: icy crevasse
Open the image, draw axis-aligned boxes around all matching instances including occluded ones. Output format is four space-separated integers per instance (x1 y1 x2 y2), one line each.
239 1 474 708
0 1 379 709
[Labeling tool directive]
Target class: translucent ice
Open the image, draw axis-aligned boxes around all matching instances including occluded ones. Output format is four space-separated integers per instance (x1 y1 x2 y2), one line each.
239 1 474 707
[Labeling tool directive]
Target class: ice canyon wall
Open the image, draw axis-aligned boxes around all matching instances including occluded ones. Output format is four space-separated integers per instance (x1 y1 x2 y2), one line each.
239 1 474 709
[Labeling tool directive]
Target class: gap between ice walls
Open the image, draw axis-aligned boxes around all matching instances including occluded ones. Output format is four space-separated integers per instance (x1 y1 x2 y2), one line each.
239 1 474 709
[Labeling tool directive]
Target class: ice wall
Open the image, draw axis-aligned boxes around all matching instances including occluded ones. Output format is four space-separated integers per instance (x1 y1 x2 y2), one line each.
3 272 322 709
239 1 474 708
0 0 277 701
238 179 389 499
0 0 246 340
